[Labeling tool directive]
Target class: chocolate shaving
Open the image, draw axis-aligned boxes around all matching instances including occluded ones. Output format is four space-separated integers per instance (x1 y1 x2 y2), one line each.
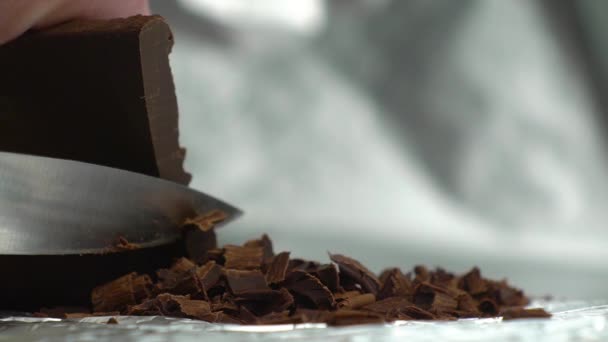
377 268 412 300
337 293 376 309
224 245 264 270
413 282 458 311
244 234 274 261
130 293 214 321
91 273 151 313
311 264 340 292
459 267 487 295
495 282 529 307
195 261 223 296
236 288 294 316
329 253 380 295
155 258 200 296
478 298 499 316
182 210 227 232
265 252 290 285
283 270 336 310
114 236 139 251
457 293 480 316
288 259 320 272
414 265 430 282
202 248 225 266
225 269 269 295
400 305 437 320
184 229 217 265
89 231 550 326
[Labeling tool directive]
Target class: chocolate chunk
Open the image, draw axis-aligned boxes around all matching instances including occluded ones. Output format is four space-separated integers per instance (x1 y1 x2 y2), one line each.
431 268 457 288
224 269 269 296
0 16 190 183
340 276 362 292
288 259 321 272
195 261 223 295
126 298 162 316
210 293 239 313
182 211 228 232
183 229 217 265
236 288 294 316
173 294 212 319
224 245 264 270
265 252 290 285
283 270 336 310
329 253 380 295
155 258 201 296
311 264 340 292
459 267 487 295
181 213 226 264
378 268 413 300
414 266 430 282
244 234 274 261
457 293 480 315
501 307 552 320
137 293 214 321
172 258 197 272
478 298 499 316
91 273 152 313
413 282 458 311
202 248 226 266
495 282 529 307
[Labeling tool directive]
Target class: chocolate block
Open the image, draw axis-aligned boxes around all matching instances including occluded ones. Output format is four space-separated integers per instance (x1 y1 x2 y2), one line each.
0 15 190 184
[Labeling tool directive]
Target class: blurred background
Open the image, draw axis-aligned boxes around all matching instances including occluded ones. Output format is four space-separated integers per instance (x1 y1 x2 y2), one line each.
150 0 608 300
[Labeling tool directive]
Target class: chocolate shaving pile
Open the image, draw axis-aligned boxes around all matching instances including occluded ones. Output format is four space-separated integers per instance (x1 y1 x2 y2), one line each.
39 217 551 325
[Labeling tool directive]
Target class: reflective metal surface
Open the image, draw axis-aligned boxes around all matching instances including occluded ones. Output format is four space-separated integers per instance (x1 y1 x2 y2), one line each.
0 152 241 255
1 300 606 342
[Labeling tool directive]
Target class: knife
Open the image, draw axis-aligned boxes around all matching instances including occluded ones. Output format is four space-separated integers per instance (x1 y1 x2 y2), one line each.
0 152 241 255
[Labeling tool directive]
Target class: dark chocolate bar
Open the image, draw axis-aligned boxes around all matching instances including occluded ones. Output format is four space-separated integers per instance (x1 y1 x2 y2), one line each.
0 15 190 184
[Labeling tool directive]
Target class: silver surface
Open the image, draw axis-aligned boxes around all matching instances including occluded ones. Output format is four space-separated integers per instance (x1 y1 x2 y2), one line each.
1 300 606 342
0 152 241 255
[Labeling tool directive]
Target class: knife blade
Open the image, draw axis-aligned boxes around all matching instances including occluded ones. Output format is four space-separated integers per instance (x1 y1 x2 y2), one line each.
0 152 241 255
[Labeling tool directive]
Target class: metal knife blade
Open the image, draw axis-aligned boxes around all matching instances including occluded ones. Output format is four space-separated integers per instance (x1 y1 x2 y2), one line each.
0 152 241 255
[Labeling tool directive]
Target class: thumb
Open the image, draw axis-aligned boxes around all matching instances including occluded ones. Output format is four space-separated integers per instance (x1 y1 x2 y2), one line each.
0 0 150 45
